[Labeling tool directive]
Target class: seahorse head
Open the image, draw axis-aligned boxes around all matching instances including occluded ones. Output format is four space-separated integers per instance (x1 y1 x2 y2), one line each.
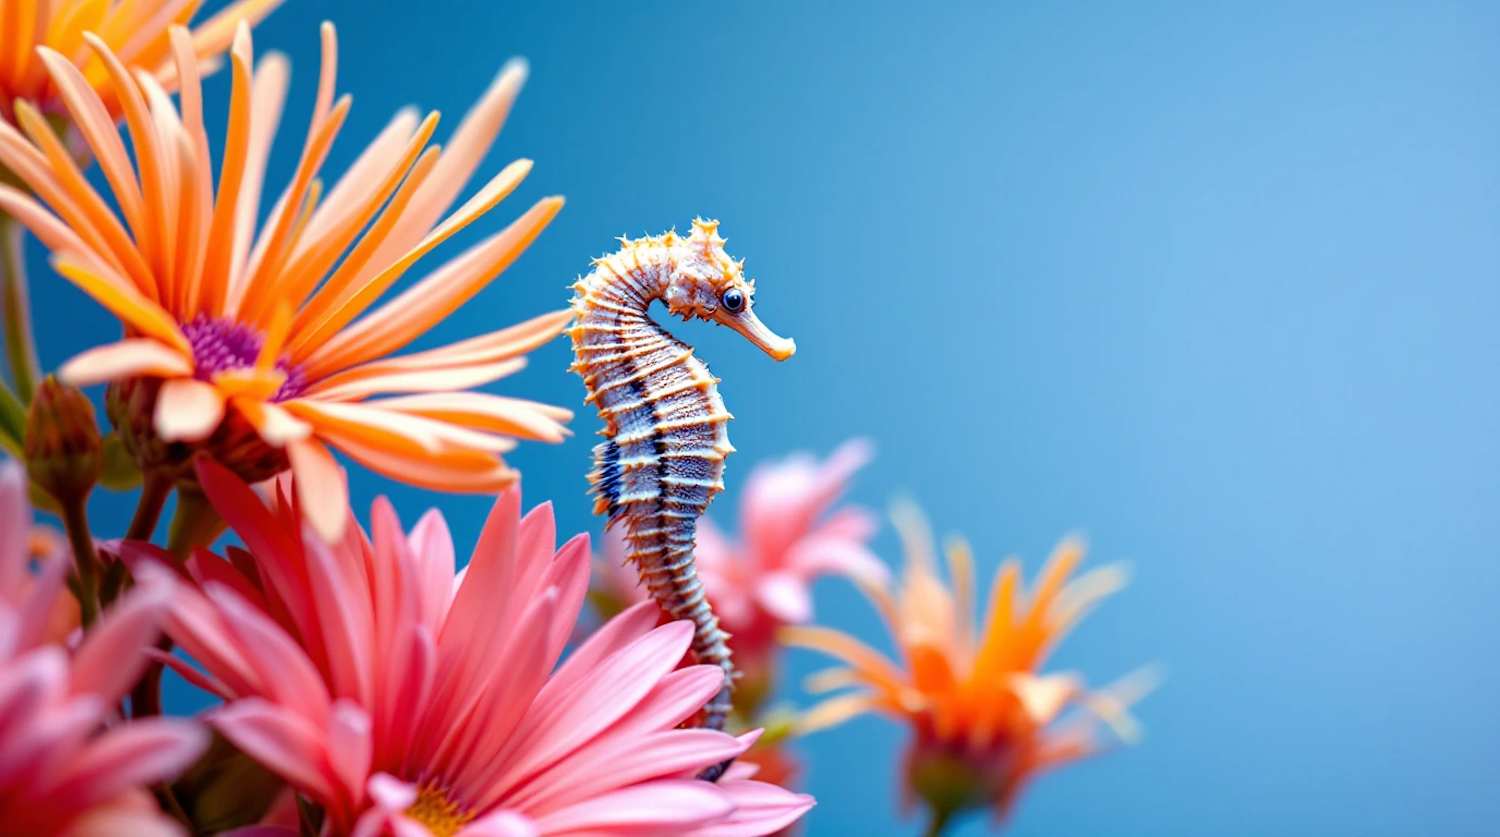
660 218 796 361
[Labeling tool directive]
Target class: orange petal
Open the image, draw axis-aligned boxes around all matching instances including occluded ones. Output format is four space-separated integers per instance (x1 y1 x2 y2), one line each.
198 24 257 316
780 626 907 695
9 102 154 292
364 58 529 267
304 195 561 379
59 339 193 387
231 397 311 446
314 309 573 385
367 392 571 443
154 378 226 442
287 437 347 543
317 428 517 493
225 46 291 308
53 256 191 355
946 534 976 658
284 399 516 455
0 185 91 258
307 358 527 402
973 559 1020 680
34 47 148 244
286 146 441 349
83 33 174 291
185 0 284 62
1008 673 1080 727
279 110 437 310
289 160 536 364
797 693 886 734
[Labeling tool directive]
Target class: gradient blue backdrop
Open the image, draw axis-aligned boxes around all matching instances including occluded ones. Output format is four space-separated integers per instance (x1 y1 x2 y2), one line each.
15 2 1500 835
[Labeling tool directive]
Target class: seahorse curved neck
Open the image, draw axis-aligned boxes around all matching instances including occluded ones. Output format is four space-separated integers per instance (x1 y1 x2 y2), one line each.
568 240 738 781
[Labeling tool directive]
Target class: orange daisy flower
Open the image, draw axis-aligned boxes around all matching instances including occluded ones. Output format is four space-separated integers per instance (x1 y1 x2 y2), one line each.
785 500 1157 832
0 22 571 540
0 0 281 126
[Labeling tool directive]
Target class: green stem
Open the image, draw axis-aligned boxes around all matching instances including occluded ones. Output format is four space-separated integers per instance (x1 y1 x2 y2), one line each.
59 495 100 627
166 485 225 556
0 377 24 457
126 472 173 542
130 486 222 720
0 214 40 403
922 810 954 837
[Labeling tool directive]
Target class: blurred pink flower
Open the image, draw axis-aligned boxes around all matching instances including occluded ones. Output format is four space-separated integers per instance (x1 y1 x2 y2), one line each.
0 462 208 836
139 459 813 837
597 439 884 686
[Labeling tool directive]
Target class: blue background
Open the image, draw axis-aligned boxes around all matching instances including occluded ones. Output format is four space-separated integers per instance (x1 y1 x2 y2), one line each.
14 1 1500 835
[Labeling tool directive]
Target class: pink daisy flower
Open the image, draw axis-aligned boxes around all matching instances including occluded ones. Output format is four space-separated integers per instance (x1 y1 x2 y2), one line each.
0 461 208 836
133 459 813 837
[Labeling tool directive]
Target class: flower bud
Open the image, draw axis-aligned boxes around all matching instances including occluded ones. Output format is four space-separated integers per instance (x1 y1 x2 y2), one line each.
25 376 104 506
905 742 992 832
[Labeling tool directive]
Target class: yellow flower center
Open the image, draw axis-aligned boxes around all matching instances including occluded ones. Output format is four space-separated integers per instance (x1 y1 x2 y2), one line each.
405 783 475 837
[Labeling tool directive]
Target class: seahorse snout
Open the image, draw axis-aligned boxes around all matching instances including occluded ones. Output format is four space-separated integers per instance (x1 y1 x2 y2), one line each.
716 307 796 361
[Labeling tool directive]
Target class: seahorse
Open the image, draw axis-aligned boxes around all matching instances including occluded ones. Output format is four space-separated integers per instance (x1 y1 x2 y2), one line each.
567 219 795 781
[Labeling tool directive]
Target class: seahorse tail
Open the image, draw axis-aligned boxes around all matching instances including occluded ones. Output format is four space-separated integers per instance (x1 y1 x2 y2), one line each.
640 543 738 781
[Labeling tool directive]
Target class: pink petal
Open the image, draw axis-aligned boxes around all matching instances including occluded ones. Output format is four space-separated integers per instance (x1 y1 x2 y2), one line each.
782 533 888 588
533 780 734 833
487 622 695 797
367 772 417 811
754 572 813 625
146 648 235 700
210 698 337 803
70 577 171 703
689 780 816 837
0 694 104 791
536 600 659 701
326 699 374 808
301 533 375 708
458 810 537 837
0 462 29 599
205 582 331 724
60 800 186 837
0 646 69 748
517 729 748 816
407 508 456 630
54 718 208 810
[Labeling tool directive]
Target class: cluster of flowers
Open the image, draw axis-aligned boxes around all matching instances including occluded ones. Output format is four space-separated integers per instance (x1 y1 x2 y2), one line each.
0 1 1151 835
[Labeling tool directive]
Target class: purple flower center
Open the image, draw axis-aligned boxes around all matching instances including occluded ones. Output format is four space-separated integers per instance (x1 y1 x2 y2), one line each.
181 315 308 402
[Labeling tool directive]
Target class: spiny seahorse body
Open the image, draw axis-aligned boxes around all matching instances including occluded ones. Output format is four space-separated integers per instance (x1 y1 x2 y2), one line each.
567 219 794 781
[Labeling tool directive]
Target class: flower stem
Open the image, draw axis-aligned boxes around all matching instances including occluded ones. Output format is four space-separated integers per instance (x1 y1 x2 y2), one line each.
0 378 24 457
922 810 954 837
166 485 225 556
130 485 223 720
0 213 40 403
127 472 174 542
59 495 100 627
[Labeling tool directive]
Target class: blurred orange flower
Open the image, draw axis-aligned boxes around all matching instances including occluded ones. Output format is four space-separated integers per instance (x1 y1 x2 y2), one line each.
0 22 571 541
786 499 1157 832
0 0 280 126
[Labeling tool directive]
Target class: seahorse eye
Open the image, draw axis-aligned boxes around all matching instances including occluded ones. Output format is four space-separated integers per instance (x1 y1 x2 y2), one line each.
721 288 745 313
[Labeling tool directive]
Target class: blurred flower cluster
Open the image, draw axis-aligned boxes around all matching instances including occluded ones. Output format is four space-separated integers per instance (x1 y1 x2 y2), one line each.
0 2 1152 835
